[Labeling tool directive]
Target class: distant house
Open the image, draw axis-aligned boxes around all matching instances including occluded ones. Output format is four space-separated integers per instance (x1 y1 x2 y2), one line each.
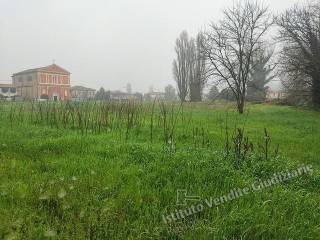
144 91 165 101
71 86 96 101
266 90 286 100
0 84 17 100
110 91 142 102
12 64 71 101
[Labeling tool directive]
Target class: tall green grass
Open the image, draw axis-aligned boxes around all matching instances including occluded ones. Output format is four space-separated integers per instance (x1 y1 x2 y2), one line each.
0 102 320 239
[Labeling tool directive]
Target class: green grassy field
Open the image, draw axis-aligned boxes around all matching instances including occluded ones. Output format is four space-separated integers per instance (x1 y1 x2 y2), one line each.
0 102 320 239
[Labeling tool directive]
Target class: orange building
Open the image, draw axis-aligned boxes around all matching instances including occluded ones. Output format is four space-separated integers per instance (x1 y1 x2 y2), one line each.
12 64 71 101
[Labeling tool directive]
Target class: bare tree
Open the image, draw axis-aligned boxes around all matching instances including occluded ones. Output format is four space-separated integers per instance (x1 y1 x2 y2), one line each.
126 83 132 94
277 2 320 108
202 1 272 113
164 84 177 101
189 33 208 102
206 85 220 102
173 31 192 102
95 87 110 101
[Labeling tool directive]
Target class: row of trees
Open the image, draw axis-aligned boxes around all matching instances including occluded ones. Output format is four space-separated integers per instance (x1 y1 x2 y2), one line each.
278 2 320 108
94 85 178 102
205 46 276 103
173 0 320 113
173 32 207 102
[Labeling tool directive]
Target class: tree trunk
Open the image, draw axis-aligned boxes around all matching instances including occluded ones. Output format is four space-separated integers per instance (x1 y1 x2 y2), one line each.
312 77 320 109
237 104 244 114
190 82 202 102
237 97 245 114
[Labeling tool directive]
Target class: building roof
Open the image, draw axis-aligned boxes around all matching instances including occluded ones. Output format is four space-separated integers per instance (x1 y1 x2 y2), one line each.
0 83 14 88
71 85 96 91
12 64 70 76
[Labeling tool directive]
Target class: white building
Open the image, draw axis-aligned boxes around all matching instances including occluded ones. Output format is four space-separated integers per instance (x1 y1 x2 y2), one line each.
266 89 286 100
0 84 17 100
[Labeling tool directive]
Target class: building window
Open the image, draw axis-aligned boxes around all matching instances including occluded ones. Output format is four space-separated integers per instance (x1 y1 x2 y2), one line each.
27 76 32 81
1 87 9 93
18 77 23 82
40 74 46 83
62 76 68 85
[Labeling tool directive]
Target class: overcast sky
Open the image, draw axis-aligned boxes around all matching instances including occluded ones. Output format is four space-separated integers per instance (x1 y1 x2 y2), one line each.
0 0 296 92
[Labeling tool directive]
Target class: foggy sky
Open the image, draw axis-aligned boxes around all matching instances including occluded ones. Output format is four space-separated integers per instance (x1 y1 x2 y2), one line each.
0 0 296 93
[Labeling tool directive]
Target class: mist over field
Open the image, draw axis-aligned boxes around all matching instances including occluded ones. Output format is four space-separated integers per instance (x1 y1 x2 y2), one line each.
0 0 291 92
1 0 320 239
